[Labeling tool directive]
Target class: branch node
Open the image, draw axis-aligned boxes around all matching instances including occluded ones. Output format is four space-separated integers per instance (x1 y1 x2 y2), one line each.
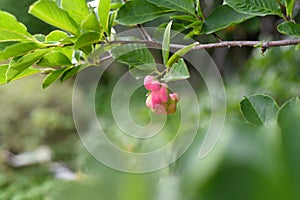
261 42 268 54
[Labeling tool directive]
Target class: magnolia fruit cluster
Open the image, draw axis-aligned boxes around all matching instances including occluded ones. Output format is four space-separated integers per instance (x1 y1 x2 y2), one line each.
144 75 179 114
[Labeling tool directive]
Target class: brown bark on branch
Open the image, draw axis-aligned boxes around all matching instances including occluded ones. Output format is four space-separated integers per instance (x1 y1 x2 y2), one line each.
110 39 300 51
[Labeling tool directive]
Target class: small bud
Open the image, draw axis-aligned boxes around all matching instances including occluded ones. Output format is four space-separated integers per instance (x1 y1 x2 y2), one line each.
169 93 179 102
145 94 152 108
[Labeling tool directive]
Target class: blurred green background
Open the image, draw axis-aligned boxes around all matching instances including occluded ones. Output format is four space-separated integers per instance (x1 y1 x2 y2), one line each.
1 0 300 200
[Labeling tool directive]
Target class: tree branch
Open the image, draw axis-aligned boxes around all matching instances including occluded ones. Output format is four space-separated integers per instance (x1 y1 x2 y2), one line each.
110 39 300 51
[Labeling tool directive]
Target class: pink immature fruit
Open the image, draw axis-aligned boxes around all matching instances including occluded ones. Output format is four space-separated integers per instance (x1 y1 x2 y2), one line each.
144 75 161 91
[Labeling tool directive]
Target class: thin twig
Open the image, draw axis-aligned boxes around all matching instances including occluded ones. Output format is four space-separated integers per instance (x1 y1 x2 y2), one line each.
110 39 300 51
137 24 152 41
100 55 113 62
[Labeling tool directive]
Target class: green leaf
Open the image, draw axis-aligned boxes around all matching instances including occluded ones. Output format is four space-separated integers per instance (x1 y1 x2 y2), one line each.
87 43 119 64
0 42 43 61
42 68 67 88
147 0 195 15
82 12 102 32
116 0 173 25
0 64 40 85
6 49 50 82
110 44 156 70
74 31 100 50
98 0 111 32
37 51 73 67
166 42 198 67
62 0 90 24
162 21 172 66
29 0 80 35
46 30 69 42
0 11 31 36
34 34 46 42
163 58 190 82
170 15 196 22
129 66 155 80
277 21 300 37
202 5 254 34
60 63 90 82
196 0 204 19
0 41 18 51
0 29 32 42
240 94 279 127
224 0 282 16
285 0 295 18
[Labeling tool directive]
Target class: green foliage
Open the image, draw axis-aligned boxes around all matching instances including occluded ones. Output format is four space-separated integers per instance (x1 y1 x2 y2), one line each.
37 51 72 67
29 0 81 36
74 31 101 51
6 48 50 82
0 41 43 61
202 5 254 34
240 95 279 126
0 64 39 84
284 0 296 18
277 21 300 37
110 44 156 71
0 0 298 88
115 0 173 25
166 42 198 67
98 0 111 33
163 58 190 82
224 0 283 16
62 0 90 24
162 21 172 66
148 0 195 15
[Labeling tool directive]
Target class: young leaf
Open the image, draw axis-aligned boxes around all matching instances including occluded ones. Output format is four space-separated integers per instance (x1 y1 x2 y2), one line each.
0 30 32 42
42 68 67 88
74 31 101 50
82 12 102 32
29 0 80 36
202 5 254 34
0 11 31 36
37 51 73 67
110 44 156 70
60 64 89 82
0 42 43 61
240 94 279 127
0 64 39 85
87 43 119 64
147 0 195 15
98 0 111 33
116 0 173 25
46 30 69 42
170 15 196 22
285 0 295 18
224 0 282 17
6 49 50 82
277 21 300 37
163 58 190 82
162 21 172 66
166 42 198 67
62 0 90 24
34 34 46 42
196 0 204 19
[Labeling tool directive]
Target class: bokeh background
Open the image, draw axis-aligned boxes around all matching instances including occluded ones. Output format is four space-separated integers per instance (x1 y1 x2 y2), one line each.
1 0 300 199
